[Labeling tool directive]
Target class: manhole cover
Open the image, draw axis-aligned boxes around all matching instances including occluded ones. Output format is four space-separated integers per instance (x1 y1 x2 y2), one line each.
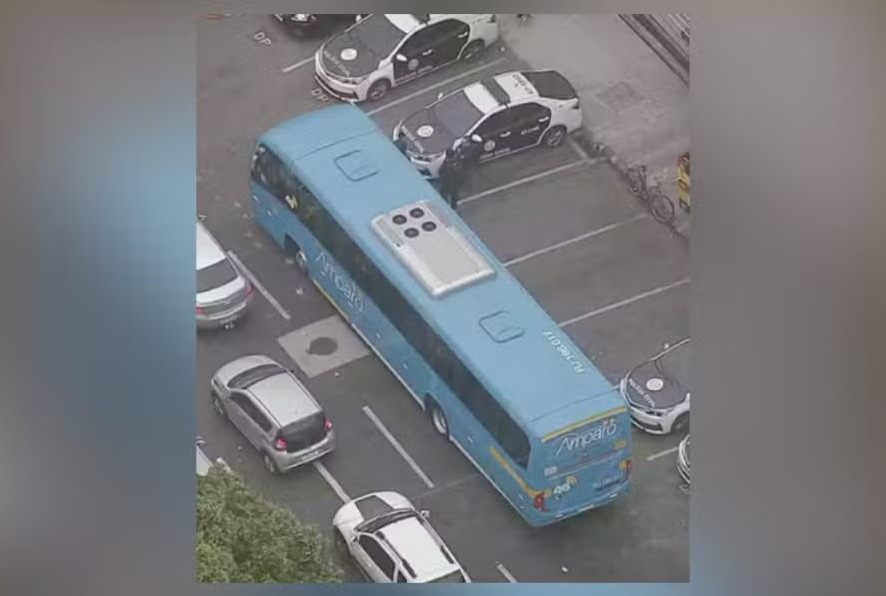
307 336 338 356
596 81 642 111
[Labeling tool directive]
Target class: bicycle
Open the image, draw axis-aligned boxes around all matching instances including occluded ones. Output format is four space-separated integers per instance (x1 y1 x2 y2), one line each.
625 165 676 225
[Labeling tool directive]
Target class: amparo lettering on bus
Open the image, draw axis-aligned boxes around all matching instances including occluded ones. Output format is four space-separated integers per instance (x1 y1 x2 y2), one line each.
555 421 618 457
315 251 364 312
542 330 587 373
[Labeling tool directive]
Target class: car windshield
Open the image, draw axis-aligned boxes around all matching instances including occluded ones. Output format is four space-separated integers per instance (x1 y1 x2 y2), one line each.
197 259 238 293
357 508 418 534
431 570 466 583
228 364 283 390
433 91 484 136
657 341 690 389
352 14 406 57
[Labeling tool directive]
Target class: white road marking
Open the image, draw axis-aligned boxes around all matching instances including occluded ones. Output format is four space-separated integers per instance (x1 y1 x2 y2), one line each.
568 136 592 163
313 461 351 503
366 57 508 116
282 55 314 73
504 213 647 267
496 562 519 583
458 160 588 206
226 250 291 321
646 445 680 461
558 278 690 327
362 405 435 489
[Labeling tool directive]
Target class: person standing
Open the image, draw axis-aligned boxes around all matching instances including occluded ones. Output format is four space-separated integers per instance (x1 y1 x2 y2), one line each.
436 146 465 209
393 130 408 155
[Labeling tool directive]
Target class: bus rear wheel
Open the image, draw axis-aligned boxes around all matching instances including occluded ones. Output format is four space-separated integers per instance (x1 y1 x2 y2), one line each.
427 400 449 438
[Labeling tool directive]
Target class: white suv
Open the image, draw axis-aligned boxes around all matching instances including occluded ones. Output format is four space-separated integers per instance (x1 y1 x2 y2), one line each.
333 492 470 583
315 14 499 102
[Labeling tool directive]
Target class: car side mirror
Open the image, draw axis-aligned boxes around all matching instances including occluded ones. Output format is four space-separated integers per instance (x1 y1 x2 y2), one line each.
420 509 430 519
663 343 670 350
471 134 482 144
395 54 407 63
436 91 444 100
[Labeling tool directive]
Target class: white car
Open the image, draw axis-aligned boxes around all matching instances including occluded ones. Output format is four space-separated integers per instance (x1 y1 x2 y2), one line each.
393 69 583 178
619 338 691 435
196 221 253 329
333 492 470 583
314 14 499 102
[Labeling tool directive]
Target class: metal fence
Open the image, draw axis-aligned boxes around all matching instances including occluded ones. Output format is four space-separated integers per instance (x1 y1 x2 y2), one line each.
662 14 690 44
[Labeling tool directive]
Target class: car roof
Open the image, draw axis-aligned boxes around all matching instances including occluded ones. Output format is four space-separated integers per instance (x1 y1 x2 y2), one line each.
379 516 458 580
248 372 320 425
489 70 578 104
196 222 226 270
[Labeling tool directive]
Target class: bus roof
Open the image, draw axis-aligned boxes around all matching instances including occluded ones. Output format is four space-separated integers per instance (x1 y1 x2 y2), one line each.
260 105 624 438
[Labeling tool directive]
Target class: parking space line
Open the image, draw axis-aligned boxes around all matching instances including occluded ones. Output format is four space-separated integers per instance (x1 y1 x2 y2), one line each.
459 159 588 206
558 278 690 328
496 562 519 583
226 251 291 321
646 446 680 461
366 57 508 116
504 213 647 267
282 56 314 74
313 461 351 503
362 405 435 489
568 136 592 164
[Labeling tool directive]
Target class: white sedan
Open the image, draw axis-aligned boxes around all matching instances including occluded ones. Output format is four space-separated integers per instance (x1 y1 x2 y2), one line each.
333 491 470 583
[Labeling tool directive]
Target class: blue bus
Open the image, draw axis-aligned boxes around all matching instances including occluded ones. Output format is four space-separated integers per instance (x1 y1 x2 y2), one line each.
248 104 632 526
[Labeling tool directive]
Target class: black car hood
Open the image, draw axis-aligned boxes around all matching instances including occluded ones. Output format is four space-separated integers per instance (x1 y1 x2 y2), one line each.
624 361 688 410
321 30 382 78
399 109 459 156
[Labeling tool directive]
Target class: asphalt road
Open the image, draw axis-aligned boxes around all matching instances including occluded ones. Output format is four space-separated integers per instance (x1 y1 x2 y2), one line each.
197 15 689 583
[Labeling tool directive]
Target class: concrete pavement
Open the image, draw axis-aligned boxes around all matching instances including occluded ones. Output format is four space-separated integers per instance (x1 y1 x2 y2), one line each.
499 14 690 235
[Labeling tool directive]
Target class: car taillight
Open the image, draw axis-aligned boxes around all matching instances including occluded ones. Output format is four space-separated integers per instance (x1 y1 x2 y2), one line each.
246 282 253 295
274 437 288 451
196 304 204 314
533 492 547 512
324 418 333 433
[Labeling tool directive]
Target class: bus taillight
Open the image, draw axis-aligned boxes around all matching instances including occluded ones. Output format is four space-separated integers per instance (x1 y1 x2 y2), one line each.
533 492 547 512
623 458 633 478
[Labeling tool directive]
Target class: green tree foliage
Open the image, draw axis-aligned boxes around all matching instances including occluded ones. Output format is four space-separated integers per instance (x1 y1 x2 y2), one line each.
197 466 344 583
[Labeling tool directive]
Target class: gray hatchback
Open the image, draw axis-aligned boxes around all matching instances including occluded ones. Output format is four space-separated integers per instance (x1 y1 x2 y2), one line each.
210 355 335 474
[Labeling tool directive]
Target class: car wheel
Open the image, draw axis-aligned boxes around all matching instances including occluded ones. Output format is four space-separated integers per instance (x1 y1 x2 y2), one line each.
263 452 281 475
428 400 449 438
334 528 348 553
541 125 567 148
672 413 690 434
461 40 485 63
367 79 391 102
211 391 226 417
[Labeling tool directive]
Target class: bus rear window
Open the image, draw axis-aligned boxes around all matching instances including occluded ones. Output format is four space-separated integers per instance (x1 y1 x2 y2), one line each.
543 415 627 474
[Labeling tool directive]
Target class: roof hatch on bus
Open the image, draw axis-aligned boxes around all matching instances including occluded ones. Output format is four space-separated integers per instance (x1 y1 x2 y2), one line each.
334 150 378 181
479 311 524 343
371 200 496 298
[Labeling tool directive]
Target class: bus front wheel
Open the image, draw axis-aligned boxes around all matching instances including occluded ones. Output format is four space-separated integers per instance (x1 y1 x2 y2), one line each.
427 399 449 439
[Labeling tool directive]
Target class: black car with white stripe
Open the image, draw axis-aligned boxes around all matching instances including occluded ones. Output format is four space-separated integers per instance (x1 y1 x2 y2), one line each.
314 14 499 102
619 338 691 435
393 70 582 178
